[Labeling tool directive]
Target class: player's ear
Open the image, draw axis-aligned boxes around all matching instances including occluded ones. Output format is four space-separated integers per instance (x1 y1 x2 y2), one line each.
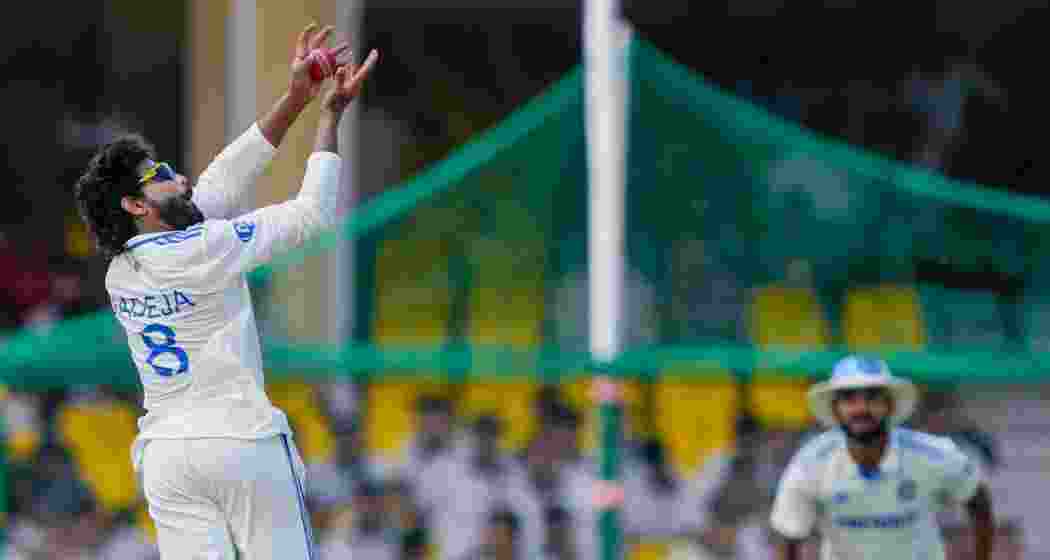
121 195 149 218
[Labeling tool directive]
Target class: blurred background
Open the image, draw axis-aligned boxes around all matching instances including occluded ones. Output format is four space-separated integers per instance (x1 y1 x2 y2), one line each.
0 1 1048 559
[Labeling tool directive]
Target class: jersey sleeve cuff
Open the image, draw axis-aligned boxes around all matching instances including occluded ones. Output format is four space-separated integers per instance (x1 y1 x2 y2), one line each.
247 122 278 155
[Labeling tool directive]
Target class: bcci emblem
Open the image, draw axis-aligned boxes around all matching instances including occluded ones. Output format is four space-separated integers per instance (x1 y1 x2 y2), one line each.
233 221 256 243
898 479 917 502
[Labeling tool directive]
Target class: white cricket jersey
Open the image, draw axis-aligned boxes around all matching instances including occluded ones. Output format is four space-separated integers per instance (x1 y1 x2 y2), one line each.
105 124 342 470
770 428 981 560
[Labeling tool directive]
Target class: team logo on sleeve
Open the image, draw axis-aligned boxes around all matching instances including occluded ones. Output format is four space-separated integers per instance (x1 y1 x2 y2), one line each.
897 479 917 502
233 221 256 243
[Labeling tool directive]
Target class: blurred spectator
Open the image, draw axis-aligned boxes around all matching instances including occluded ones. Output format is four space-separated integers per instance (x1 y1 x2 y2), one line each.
4 444 103 559
0 232 54 330
539 506 576 560
417 413 516 560
395 394 456 485
94 507 160 560
0 387 43 465
308 418 386 527
319 480 399 560
914 390 999 472
912 390 1002 531
546 403 582 469
462 508 520 560
675 413 775 560
402 527 429 560
622 437 684 536
386 478 423 538
903 54 1007 172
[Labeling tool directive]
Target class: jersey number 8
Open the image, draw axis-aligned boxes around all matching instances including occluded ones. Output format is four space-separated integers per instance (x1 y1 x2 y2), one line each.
142 323 189 376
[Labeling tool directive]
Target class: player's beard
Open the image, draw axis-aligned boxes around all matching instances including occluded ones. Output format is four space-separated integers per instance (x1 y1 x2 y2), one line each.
151 196 205 230
841 415 889 446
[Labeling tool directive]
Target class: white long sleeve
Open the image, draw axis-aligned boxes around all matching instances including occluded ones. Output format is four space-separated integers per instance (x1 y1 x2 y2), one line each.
192 123 278 220
198 150 343 281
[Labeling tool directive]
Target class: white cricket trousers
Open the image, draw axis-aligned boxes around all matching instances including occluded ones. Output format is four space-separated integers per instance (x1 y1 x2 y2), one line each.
141 435 314 560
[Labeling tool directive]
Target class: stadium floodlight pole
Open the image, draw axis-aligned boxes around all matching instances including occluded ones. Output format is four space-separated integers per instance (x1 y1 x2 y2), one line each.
584 0 630 558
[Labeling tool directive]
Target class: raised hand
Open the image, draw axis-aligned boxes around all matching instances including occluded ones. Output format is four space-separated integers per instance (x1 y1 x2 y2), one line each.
321 49 380 115
289 23 352 102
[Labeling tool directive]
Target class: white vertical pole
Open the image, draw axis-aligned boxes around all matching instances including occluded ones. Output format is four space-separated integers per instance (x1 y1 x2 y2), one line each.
333 0 364 344
584 0 627 364
227 0 257 151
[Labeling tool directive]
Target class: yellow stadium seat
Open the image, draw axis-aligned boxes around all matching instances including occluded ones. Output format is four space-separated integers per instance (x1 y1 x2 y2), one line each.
370 232 455 461
462 237 546 452
653 367 738 474
365 381 450 463
372 234 453 344
468 286 545 346
267 380 336 464
8 430 40 463
844 285 925 350
629 539 671 560
458 381 537 451
749 375 813 429
749 285 829 429
563 376 645 453
57 398 139 513
750 285 830 348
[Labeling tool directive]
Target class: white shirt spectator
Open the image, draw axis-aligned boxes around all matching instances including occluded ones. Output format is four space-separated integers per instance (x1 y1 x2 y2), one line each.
676 450 773 560
621 456 686 537
416 450 516 560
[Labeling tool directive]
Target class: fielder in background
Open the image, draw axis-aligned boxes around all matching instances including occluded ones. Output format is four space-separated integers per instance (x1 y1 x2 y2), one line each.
73 22 378 559
770 356 994 560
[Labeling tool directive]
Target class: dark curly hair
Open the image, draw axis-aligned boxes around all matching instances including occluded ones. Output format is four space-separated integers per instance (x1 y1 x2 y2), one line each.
74 134 155 260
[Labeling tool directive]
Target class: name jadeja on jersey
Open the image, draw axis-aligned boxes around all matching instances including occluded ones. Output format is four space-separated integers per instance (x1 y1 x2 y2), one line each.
113 290 196 320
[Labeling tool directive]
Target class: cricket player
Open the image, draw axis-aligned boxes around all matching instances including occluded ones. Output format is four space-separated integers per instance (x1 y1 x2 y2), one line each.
770 355 994 560
73 23 379 559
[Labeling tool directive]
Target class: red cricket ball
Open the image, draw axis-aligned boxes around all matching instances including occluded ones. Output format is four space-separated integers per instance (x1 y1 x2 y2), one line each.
307 48 337 81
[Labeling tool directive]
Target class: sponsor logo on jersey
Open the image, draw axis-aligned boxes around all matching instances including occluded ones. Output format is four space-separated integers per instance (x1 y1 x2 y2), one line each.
834 510 918 529
234 221 256 243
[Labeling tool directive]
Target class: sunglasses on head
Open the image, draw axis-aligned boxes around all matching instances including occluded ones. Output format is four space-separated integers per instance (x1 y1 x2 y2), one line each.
834 387 889 401
138 161 178 185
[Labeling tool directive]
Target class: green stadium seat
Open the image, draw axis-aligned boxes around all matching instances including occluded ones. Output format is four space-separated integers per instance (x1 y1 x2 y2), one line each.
844 285 926 350
919 286 1007 352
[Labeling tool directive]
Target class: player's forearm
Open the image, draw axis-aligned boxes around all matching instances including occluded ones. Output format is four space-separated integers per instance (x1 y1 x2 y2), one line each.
314 110 342 155
258 90 313 148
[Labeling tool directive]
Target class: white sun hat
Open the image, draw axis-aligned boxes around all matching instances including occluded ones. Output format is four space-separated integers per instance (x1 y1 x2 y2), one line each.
807 355 918 427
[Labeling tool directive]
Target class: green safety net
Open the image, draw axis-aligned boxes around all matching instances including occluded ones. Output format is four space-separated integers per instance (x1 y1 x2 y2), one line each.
3 36 1050 394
